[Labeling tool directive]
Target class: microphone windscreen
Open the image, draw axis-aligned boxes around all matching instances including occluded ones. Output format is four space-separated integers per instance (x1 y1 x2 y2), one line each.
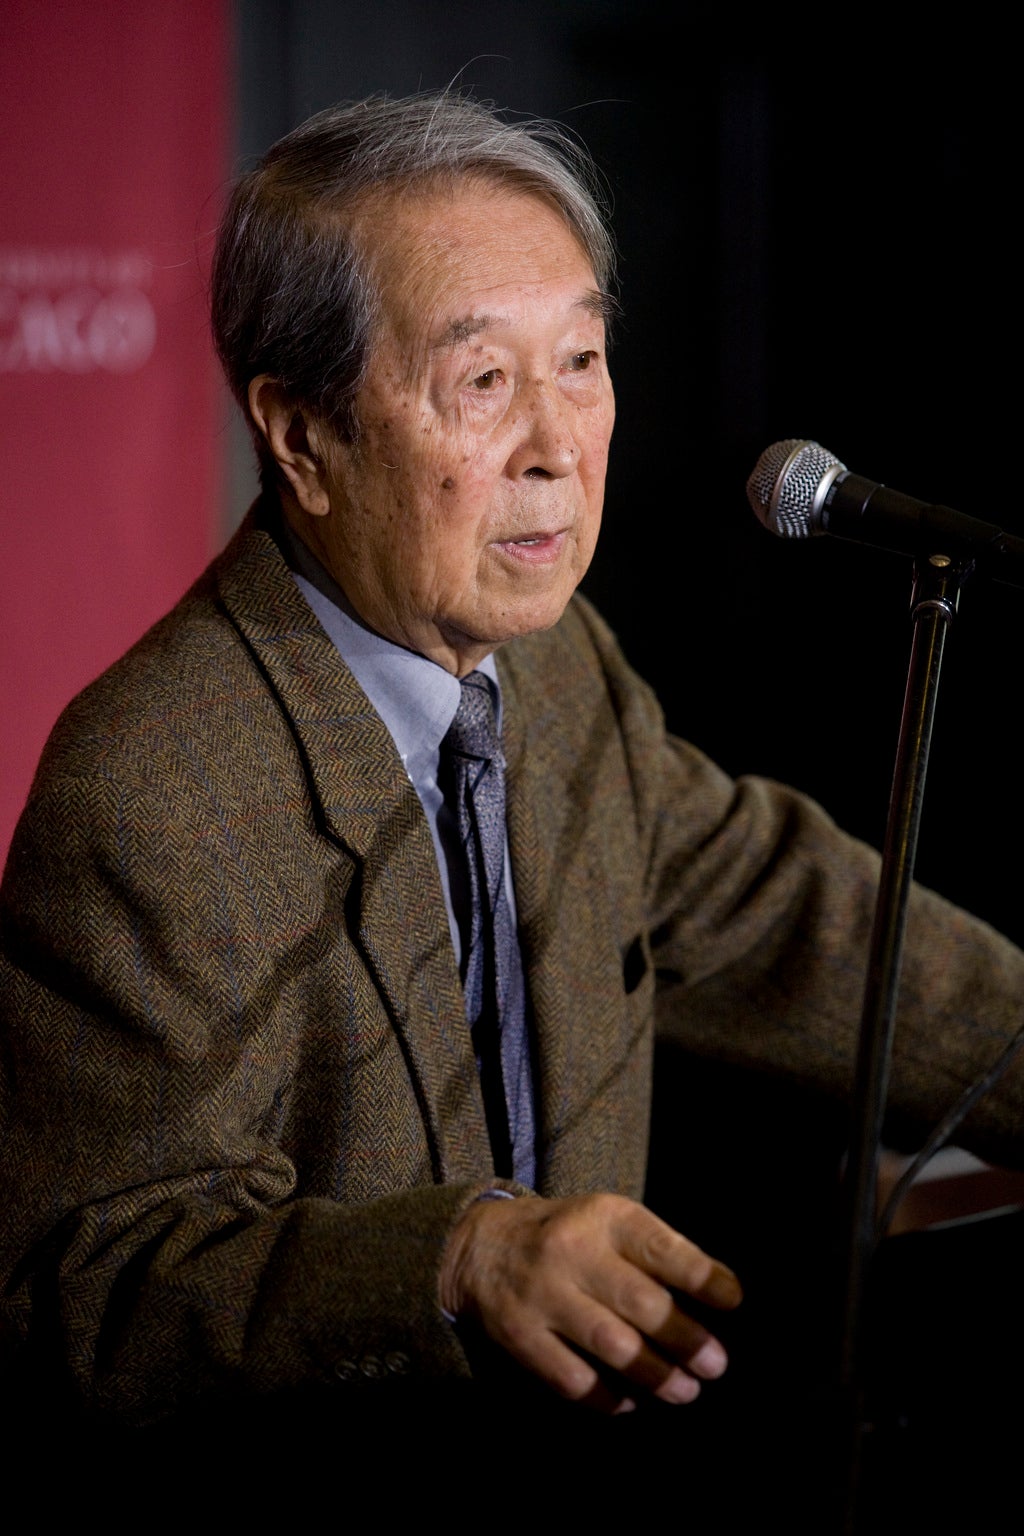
747 439 847 538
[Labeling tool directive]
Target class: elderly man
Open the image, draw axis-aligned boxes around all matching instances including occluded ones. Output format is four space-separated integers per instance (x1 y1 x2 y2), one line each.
2 94 1022 1461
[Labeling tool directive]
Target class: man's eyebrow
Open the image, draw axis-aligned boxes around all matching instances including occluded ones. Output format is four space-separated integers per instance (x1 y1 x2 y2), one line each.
578 290 620 329
430 291 620 352
431 316 499 351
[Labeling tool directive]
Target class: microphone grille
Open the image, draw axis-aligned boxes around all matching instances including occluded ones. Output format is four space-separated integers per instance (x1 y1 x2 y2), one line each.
746 438 846 538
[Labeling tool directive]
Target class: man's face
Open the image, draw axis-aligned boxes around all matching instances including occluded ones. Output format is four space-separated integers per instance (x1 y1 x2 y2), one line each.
302 178 615 675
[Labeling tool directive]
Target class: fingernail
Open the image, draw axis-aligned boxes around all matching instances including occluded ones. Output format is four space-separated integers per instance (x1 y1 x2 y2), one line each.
690 1339 728 1378
613 1397 637 1415
661 1371 701 1405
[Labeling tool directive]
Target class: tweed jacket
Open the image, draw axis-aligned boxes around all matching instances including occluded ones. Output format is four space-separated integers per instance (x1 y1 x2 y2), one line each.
3 509 1023 1424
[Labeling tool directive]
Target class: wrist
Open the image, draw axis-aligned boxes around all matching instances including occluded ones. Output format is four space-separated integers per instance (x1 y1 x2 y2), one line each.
439 1188 518 1322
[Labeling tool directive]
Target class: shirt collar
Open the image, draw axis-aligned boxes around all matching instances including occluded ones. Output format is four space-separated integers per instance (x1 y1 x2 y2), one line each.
275 514 500 775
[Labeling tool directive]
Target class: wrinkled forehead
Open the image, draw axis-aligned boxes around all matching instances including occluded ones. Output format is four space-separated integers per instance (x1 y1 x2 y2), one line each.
347 175 600 346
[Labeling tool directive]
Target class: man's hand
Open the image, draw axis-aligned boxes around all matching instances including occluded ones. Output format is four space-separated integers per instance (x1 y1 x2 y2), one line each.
439 1192 742 1413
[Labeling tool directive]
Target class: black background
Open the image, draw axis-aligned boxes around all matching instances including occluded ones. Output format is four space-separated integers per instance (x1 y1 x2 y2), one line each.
236 0 1022 946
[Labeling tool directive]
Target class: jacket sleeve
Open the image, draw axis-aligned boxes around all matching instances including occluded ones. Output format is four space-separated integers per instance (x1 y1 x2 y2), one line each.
0 760 496 1426
568 596 1024 1169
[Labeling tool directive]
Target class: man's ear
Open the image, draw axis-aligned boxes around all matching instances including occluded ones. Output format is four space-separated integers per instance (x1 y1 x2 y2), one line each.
247 376 333 516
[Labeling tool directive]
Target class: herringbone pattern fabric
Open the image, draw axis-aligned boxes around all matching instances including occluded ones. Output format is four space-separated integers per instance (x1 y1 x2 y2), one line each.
2 501 1023 1424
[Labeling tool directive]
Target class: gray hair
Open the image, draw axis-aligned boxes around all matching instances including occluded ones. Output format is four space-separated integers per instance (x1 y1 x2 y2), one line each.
211 92 617 468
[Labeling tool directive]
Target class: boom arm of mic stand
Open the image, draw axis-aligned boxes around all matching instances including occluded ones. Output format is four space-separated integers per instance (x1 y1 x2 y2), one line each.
838 551 968 1532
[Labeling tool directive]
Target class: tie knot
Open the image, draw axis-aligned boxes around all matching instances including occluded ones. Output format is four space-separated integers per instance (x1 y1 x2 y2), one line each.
446 671 501 763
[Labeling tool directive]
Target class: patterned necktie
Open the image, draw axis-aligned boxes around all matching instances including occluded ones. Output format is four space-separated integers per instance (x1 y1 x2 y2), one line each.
443 672 534 1185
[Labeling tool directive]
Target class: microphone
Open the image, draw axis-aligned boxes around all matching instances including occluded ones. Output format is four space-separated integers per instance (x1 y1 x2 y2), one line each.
746 438 1024 588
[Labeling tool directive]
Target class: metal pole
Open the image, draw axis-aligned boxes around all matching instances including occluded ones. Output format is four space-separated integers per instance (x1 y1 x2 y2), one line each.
837 552 968 1531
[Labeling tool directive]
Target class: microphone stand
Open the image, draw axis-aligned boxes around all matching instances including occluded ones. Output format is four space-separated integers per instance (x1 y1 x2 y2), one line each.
836 550 970 1533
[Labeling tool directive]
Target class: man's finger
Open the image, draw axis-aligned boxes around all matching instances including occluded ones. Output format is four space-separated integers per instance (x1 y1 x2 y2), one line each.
493 1290 706 1410
578 1248 725 1370
610 1200 743 1310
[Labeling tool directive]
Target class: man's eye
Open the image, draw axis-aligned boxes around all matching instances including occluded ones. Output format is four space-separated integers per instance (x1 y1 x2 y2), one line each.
568 351 596 371
472 369 501 389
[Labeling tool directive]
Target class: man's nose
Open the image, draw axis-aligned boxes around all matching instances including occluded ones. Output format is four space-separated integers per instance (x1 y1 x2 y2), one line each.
504 379 580 480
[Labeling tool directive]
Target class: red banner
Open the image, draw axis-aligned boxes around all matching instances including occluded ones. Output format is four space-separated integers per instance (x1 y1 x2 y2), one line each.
1 1 230 867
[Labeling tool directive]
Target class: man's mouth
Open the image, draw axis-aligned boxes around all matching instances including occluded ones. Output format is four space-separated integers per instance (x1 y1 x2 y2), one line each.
494 530 569 564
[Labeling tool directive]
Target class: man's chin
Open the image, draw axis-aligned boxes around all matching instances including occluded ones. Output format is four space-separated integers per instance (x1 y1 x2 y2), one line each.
480 591 581 648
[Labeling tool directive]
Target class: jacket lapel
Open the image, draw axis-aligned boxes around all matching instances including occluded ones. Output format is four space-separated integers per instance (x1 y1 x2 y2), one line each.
214 513 493 1183
499 647 595 1195
499 631 648 1201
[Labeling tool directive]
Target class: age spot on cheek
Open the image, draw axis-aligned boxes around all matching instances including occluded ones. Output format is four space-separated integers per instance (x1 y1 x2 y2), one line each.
440 477 456 492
